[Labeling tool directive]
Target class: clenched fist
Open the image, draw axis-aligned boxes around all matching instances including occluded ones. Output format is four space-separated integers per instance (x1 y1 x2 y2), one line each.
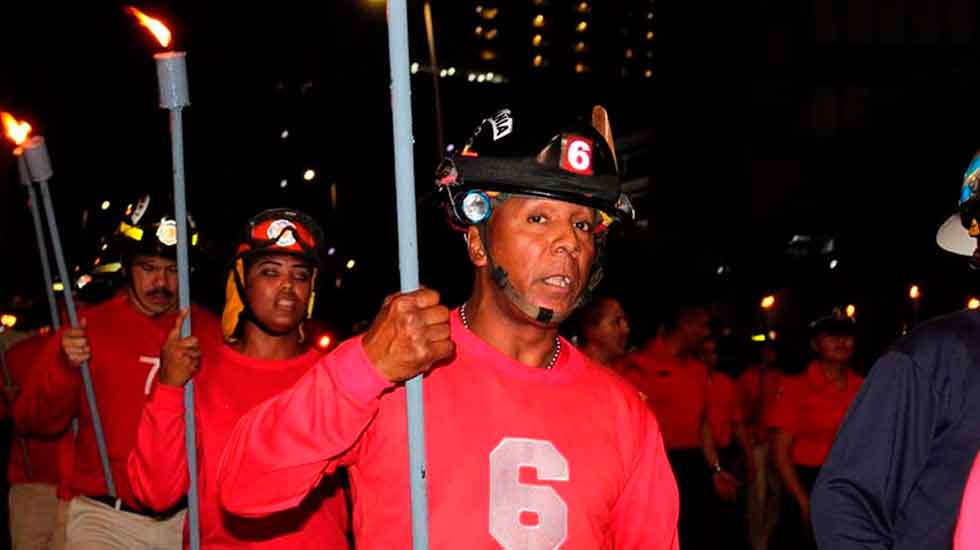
61 319 91 367
362 288 455 383
159 309 201 388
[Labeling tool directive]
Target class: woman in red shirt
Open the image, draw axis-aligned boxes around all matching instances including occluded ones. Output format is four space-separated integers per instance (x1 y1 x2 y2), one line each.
128 209 350 549
768 310 864 549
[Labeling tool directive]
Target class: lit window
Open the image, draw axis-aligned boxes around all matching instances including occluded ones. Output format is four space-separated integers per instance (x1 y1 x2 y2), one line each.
533 14 545 27
485 28 498 40
482 7 498 19
575 41 586 52
644 68 652 77
532 34 543 46
576 21 587 32
475 25 483 35
575 63 586 73
577 2 589 12
625 48 634 58
646 30 654 40
533 54 544 67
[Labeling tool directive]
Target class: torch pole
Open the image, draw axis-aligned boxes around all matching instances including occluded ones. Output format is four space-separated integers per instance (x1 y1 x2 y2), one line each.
386 1 429 547
155 50 200 550
24 137 116 497
18 154 60 331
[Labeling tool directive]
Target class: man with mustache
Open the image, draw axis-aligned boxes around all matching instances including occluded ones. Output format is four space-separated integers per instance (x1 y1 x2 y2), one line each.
216 109 680 548
15 194 220 550
127 208 350 549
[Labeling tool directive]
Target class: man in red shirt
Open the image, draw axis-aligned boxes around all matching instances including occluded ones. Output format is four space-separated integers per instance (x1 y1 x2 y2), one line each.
15 194 220 550
768 309 863 549
576 295 630 368
217 108 679 548
623 300 734 549
128 208 349 549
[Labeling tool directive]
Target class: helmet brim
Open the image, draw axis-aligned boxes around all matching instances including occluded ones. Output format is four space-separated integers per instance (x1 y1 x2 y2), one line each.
937 213 976 256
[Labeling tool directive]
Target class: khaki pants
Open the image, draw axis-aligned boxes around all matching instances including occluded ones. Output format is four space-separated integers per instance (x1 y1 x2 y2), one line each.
64 496 184 550
54 500 68 550
9 483 59 550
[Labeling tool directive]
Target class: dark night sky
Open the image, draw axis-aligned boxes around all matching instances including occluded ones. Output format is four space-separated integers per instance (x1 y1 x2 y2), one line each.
4 0 980 365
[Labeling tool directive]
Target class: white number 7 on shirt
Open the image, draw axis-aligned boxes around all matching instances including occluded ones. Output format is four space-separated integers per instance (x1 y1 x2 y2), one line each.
140 356 161 396
489 438 569 549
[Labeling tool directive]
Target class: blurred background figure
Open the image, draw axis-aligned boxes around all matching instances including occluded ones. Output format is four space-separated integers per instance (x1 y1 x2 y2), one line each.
737 340 784 550
768 309 863 550
702 336 754 550
625 299 732 550
576 295 630 368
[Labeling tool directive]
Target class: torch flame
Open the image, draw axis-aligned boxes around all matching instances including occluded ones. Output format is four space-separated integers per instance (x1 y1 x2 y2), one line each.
126 6 172 48
1 112 32 146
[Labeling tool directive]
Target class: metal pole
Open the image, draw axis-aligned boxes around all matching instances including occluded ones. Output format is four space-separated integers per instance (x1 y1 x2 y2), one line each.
386 1 429 548
18 155 59 330
36 178 116 498
169 107 201 550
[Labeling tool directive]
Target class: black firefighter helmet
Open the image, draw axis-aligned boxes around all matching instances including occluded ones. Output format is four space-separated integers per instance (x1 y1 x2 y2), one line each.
114 193 199 266
436 108 633 232
434 108 634 325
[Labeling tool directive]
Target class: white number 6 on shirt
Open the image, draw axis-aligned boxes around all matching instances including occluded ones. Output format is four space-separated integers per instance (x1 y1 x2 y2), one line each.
489 437 569 549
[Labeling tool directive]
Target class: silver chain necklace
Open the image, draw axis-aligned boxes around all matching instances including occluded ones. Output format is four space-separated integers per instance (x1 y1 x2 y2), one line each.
459 302 561 370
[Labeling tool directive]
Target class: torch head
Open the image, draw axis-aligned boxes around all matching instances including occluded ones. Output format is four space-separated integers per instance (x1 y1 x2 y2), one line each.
22 136 53 182
155 52 190 109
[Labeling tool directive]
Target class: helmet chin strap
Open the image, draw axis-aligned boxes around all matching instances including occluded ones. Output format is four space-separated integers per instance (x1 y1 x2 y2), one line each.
476 223 602 326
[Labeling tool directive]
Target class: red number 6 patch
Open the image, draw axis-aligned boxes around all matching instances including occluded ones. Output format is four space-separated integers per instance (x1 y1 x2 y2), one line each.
560 136 593 175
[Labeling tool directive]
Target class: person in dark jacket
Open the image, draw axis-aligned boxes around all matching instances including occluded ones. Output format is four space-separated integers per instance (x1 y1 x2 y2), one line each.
811 150 980 549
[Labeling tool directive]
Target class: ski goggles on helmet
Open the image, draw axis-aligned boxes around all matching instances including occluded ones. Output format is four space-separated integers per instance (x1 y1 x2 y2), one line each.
235 209 324 265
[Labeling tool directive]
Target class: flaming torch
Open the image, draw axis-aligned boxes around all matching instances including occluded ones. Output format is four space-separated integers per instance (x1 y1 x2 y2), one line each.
3 113 58 330
126 7 200 549
9 124 116 496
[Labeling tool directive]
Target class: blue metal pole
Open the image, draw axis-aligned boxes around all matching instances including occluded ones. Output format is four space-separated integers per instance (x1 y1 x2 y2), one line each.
168 106 201 550
37 178 116 497
386 1 429 548
22 183 59 331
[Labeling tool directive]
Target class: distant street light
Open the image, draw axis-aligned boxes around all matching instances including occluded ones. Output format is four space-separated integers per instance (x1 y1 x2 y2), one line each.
761 295 776 310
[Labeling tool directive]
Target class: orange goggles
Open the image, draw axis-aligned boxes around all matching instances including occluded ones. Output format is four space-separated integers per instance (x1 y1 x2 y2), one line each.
235 210 322 260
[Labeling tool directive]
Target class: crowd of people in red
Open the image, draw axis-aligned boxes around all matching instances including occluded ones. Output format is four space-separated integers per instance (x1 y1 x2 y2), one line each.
5 106 980 550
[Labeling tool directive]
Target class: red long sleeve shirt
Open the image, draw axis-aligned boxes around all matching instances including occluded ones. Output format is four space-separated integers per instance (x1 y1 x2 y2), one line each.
15 293 219 507
217 310 679 549
4 333 70 487
128 344 349 549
